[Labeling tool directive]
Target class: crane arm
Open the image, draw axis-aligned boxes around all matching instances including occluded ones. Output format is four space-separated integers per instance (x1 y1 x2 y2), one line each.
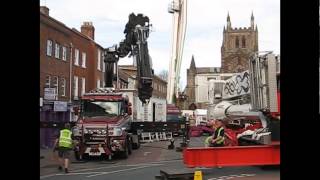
104 13 154 104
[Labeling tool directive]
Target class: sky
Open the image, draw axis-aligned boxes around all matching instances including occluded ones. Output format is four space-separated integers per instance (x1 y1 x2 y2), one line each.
40 0 280 89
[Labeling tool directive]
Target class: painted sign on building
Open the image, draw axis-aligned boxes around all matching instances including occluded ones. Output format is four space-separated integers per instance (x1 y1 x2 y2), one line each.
223 70 250 99
54 101 67 112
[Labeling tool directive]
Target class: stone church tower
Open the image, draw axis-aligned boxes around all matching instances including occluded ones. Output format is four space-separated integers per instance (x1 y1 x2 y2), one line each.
185 55 196 109
221 12 258 73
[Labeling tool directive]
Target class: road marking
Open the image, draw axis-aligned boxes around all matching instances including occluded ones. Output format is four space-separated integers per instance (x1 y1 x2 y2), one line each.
207 174 256 180
86 165 155 178
40 159 181 179
144 152 152 156
71 164 132 172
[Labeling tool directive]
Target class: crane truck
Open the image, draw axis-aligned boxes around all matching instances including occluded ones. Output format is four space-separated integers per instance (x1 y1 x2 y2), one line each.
71 13 154 160
183 52 280 167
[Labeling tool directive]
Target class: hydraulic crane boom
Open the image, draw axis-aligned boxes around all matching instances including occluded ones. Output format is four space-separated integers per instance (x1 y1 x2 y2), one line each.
103 13 154 104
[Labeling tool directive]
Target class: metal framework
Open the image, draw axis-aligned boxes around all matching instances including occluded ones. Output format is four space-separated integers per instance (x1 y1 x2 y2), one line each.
167 0 187 103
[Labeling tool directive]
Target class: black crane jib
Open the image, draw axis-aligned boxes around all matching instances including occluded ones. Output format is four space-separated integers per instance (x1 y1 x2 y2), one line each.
104 13 154 104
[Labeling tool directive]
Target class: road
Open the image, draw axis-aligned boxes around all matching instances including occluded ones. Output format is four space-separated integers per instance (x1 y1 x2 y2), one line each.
40 137 280 180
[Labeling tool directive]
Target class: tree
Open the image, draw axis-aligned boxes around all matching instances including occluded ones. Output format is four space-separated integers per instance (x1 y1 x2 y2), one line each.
157 70 168 82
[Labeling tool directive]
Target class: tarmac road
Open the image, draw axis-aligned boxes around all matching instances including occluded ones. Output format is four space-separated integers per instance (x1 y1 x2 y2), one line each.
40 137 280 180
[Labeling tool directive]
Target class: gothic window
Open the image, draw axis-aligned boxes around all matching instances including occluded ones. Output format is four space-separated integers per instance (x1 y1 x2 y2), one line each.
242 36 246 48
235 36 239 48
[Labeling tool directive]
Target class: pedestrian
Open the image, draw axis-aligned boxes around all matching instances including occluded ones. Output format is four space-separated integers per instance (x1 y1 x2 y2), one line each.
53 123 73 173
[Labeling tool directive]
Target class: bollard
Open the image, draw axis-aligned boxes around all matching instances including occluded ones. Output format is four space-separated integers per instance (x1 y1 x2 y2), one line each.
194 170 202 180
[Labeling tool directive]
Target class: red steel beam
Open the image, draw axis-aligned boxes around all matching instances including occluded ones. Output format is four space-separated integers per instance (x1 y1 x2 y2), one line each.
183 142 280 168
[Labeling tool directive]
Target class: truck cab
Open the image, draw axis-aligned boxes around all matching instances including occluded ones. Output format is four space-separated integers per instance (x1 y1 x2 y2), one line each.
73 88 137 160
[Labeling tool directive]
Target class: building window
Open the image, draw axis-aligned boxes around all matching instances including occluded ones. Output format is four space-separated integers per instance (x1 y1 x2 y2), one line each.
102 56 105 72
62 46 67 61
235 36 239 48
61 78 66 96
81 77 86 95
45 75 51 88
103 81 105 88
46 40 53 56
55 43 60 59
53 76 59 98
82 52 86 68
97 49 101 70
242 36 246 48
75 49 79 66
74 76 78 98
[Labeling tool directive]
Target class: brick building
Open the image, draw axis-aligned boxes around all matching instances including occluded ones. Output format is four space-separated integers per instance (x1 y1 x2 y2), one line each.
40 6 105 148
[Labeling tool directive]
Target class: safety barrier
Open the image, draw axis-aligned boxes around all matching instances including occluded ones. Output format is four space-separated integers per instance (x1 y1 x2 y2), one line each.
183 142 280 168
140 132 173 143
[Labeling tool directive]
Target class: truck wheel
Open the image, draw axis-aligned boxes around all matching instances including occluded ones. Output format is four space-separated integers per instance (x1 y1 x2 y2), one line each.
132 135 141 149
122 144 129 159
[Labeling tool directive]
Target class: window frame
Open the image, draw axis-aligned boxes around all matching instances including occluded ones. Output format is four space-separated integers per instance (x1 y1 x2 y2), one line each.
55 43 60 59
82 52 86 68
81 77 86 95
74 49 79 66
97 49 101 70
46 40 53 56
53 76 59 98
235 36 239 48
62 46 67 61
61 78 66 97
74 76 79 98
45 75 51 88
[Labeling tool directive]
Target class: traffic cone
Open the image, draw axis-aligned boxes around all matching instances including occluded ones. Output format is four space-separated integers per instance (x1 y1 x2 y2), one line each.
194 170 202 180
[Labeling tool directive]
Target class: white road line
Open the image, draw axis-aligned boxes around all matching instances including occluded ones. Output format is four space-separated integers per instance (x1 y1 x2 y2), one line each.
72 164 129 172
207 173 256 180
40 174 58 179
86 165 151 178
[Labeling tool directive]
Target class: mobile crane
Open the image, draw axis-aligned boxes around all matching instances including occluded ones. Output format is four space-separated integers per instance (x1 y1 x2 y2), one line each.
72 13 154 160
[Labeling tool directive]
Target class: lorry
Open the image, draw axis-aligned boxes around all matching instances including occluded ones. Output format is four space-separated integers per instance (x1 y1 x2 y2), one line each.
183 52 280 167
72 13 154 160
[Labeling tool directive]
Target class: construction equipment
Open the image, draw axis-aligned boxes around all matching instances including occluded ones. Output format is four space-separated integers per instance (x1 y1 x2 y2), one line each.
167 0 188 103
184 52 280 167
72 13 154 160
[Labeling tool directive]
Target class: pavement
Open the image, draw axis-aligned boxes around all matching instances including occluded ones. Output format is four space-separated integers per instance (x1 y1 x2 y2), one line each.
40 136 280 180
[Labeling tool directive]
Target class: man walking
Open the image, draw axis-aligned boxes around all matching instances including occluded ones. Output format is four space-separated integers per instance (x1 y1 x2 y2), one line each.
53 123 73 173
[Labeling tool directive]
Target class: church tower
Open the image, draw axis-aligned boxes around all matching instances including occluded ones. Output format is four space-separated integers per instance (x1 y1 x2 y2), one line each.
186 55 196 109
221 12 258 73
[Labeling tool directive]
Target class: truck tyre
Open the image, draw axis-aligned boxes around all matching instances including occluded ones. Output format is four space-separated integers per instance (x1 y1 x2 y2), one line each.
122 146 129 159
121 141 129 159
132 135 141 149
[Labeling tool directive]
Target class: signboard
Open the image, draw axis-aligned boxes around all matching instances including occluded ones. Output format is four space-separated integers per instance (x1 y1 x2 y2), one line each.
54 101 67 112
44 88 56 100
223 70 250 99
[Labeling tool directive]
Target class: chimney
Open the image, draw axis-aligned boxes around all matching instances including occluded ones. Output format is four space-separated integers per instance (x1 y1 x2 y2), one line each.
40 6 49 16
81 22 95 40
